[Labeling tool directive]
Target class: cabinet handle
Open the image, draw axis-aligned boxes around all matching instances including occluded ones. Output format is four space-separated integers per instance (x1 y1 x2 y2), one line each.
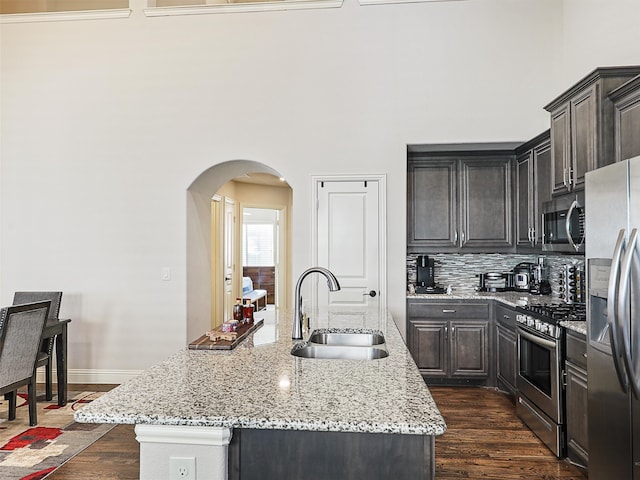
563 167 569 189
451 326 455 337
442 309 456 313
461 231 465 247
454 231 458 244
503 315 510 319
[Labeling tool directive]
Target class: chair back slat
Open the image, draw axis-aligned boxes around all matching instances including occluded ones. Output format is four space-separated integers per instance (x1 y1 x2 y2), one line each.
13 292 62 320
0 302 50 389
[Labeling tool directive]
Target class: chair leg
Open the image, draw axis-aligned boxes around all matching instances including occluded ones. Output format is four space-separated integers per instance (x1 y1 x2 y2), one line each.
6 391 17 421
28 377 38 426
45 361 53 401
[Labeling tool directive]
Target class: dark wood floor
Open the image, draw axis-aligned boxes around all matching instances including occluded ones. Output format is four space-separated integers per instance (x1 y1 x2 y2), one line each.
431 387 587 479
48 386 588 479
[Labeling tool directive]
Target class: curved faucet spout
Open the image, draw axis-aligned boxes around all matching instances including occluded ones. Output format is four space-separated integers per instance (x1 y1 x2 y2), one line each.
292 267 341 340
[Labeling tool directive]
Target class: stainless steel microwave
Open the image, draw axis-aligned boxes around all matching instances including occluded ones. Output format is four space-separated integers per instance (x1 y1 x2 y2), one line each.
542 191 585 254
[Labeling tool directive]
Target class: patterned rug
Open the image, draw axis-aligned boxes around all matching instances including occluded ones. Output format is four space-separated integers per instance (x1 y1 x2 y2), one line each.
0 390 115 480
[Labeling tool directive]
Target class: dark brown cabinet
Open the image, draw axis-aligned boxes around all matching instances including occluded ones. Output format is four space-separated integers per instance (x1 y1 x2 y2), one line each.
407 149 514 253
610 74 640 163
515 131 551 249
545 66 640 195
494 304 517 399
565 329 588 469
407 300 491 385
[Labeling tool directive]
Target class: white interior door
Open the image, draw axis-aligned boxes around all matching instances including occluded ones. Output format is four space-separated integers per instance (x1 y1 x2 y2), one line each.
315 177 386 312
223 197 236 322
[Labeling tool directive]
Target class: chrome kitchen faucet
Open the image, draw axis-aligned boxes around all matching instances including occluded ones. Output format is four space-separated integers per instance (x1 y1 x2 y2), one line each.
292 267 341 340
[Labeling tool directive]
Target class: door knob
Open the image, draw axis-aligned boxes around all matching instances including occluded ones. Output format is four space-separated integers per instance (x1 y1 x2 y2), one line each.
225 276 232 281
363 290 377 297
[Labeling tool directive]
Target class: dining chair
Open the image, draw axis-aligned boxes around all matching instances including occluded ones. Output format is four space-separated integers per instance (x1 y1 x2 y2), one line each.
13 292 63 401
0 301 51 426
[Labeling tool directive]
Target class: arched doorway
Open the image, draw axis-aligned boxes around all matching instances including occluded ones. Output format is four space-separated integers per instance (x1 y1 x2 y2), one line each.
186 160 290 342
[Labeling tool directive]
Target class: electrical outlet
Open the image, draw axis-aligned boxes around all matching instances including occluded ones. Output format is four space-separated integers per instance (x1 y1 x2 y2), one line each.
170 456 196 480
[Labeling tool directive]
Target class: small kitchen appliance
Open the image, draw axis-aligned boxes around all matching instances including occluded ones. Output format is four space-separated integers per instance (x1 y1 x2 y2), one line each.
475 272 515 292
513 262 535 292
414 255 445 294
530 257 552 295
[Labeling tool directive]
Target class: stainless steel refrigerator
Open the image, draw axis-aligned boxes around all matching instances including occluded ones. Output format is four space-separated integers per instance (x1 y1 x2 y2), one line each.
586 155 640 479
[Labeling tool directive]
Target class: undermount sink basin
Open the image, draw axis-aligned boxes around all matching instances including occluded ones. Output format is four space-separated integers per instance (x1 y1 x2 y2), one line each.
307 331 386 347
292 329 388 360
291 344 389 360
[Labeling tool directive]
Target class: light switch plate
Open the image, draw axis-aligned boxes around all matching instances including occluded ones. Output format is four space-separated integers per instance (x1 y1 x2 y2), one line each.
170 456 196 480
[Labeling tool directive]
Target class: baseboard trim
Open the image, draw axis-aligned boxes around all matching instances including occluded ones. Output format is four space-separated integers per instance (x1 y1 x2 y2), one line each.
37 368 144 385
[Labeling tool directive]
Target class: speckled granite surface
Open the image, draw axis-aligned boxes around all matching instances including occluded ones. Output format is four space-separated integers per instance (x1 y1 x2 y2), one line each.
561 321 587 335
74 307 446 436
408 292 588 335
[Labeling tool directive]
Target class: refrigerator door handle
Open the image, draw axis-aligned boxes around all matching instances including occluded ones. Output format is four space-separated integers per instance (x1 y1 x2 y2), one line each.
618 228 640 398
608 228 629 393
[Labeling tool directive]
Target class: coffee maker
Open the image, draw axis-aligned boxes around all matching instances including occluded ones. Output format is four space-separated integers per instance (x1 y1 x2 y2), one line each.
415 255 445 294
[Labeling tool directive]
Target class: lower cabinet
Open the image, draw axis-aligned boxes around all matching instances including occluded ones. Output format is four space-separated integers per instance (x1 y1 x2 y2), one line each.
407 300 491 385
565 330 589 469
495 304 518 399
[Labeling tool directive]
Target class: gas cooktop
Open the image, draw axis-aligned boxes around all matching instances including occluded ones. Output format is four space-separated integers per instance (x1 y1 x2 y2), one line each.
516 303 586 324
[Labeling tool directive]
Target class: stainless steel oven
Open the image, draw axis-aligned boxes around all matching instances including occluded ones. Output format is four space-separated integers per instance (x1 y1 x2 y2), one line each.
515 312 566 458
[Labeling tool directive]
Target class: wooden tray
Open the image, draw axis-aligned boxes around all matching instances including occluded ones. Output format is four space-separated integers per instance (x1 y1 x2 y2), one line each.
188 318 264 350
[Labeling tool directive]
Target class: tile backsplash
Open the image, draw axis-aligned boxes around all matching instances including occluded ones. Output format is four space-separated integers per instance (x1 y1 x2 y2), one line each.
406 253 585 299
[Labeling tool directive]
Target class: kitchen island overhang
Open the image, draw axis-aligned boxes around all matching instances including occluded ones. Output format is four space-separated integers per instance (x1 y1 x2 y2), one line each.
74 307 446 480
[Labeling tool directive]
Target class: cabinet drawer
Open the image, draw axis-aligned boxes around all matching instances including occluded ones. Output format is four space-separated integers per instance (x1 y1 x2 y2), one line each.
566 331 587 369
408 302 489 319
495 304 517 329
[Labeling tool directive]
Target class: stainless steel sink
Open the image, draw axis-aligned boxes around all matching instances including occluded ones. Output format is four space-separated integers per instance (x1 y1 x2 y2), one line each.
291 344 389 360
307 331 385 347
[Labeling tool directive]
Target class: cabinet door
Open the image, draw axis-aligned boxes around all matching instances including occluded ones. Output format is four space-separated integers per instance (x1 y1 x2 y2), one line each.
566 361 589 467
460 158 512 248
516 153 533 247
570 84 597 191
615 83 640 162
496 324 517 395
450 320 489 378
551 104 571 195
408 320 448 377
407 160 457 249
533 139 551 245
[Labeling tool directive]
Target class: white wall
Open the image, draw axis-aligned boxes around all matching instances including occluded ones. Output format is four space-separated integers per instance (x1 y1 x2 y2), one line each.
1 0 639 381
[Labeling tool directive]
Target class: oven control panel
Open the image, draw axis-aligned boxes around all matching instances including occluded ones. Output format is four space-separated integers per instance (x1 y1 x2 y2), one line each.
516 313 562 338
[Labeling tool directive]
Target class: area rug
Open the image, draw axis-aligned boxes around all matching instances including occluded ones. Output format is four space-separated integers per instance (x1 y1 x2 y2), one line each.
0 390 115 480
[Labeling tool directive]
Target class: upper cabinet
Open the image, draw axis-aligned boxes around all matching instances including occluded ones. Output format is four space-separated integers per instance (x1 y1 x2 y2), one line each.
609 74 640 163
544 66 640 195
407 147 515 253
515 131 551 249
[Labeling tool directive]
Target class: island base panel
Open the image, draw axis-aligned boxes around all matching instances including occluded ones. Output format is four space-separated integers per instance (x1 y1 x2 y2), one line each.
229 429 435 480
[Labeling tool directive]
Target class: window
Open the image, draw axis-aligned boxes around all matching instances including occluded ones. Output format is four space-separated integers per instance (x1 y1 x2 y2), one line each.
242 208 277 267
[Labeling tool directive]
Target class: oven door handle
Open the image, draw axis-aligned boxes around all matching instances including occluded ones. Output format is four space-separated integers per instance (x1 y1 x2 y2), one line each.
516 326 557 349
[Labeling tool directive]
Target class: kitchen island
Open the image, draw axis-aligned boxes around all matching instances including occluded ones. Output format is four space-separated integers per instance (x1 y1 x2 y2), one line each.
74 307 446 480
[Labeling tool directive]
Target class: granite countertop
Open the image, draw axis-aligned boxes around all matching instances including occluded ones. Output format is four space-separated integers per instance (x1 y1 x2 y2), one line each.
74 307 446 437
407 292 588 335
561 321 587 336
